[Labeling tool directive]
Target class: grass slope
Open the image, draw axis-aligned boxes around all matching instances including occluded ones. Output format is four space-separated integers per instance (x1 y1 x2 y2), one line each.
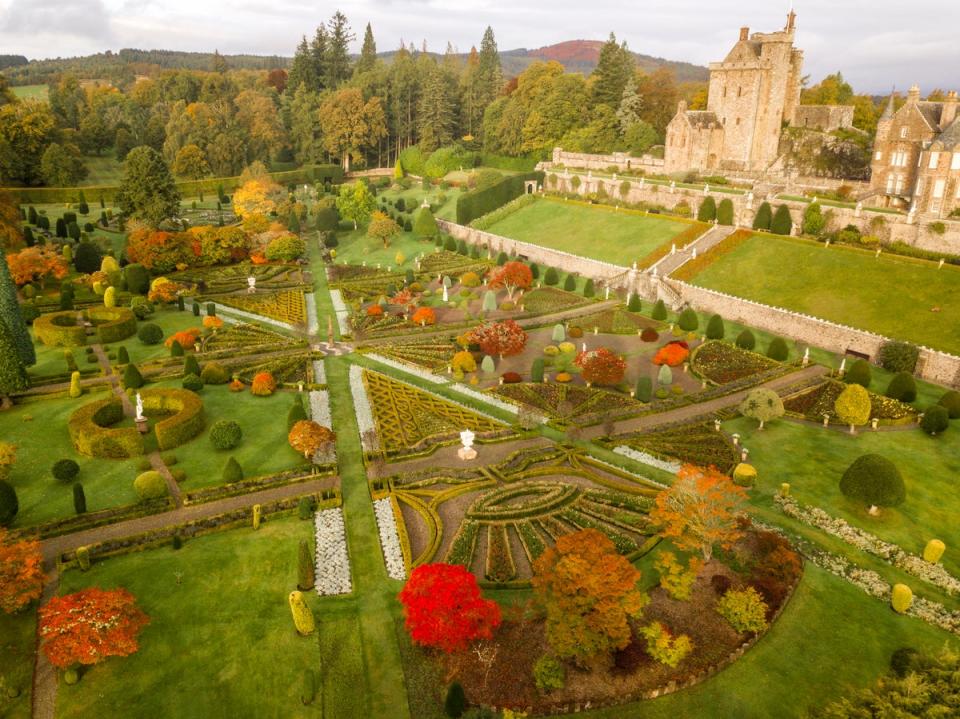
485 198 691 267
687 234 960 355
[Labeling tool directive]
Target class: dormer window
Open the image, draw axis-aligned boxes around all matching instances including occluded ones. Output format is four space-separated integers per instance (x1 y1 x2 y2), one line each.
900 127 908 139
929 152 939 169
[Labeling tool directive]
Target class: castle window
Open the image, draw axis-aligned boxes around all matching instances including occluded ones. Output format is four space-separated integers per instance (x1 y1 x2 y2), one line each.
723 87 727 98
895 175 905 194
929 152 939 169
933 179 946 199
886 175 895 193
900 127 908 139
951 153 960 170
875 151 883 161
737 87 742 97
736 118 741 126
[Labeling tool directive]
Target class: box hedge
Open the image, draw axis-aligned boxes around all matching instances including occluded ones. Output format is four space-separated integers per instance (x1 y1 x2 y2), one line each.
89 306 137 343
141 388 205 451
456 171 544 225
68 399 144 458
34 311 88 347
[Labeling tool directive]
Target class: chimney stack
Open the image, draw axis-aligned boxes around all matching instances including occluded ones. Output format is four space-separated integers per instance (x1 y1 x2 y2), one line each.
941 91 958 127
907 85 921 104
739 27 749 41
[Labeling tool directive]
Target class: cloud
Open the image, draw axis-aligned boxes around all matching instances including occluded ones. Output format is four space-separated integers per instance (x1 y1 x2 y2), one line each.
0 0 956 92
1 0 114 41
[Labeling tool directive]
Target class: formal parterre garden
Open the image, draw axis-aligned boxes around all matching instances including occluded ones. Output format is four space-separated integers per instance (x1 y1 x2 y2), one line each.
1 169 959 719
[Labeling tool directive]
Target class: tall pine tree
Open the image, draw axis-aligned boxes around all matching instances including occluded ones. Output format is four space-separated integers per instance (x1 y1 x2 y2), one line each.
460 47 482 138
310 26 328 90
325 12 355 89
592 33 635 109
477 27 503 109
0 252 35 366
287 37 318 94
355 23 377 76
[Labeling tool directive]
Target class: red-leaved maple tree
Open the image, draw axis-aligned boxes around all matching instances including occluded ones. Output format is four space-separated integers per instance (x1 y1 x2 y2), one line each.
469 320 527 358
0 528 44 614
38 587 150 668
574 348 626 386
650 464 747 561
398 563 501 653
488 261 532 300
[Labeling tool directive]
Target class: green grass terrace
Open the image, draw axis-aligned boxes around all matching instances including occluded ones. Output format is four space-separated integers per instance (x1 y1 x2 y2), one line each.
483 196 708 269
680 232 960 356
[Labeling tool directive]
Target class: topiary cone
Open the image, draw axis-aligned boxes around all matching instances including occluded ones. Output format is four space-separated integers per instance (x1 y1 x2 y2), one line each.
923 539 945 564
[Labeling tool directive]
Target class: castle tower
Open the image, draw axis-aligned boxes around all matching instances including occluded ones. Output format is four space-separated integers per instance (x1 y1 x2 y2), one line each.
703 12 804 172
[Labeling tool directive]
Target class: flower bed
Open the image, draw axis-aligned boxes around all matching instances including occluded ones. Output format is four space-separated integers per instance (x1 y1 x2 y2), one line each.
314 507 352 595
374 497 407 580
349 364 378 451
417 250 492 277
485 524 517 582
782 380 917 423
690 340 780 384
216 289 307 326
492 382 638 422
610 421 740 475
613 446 683 474
366 345 455 376
775 494 960 595
520 286 592 315
573 308 659 334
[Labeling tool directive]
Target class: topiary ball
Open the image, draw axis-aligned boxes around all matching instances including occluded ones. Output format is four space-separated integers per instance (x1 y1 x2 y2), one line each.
735 329 756 350
921 405 950 435
0 481 18 526
938 390 960 419
209 420 243 450
839 454 905 509
844 359 872 388
133 471 168 501
138 323 163 345
52 459 80 482
885 371 917 403
766 337 789 362
182 373 204 392
200 361 230 385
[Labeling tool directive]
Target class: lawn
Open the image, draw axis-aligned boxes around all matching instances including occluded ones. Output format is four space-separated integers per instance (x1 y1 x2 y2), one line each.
484 197 696 267
0 608 35 719
10 84 47 101
333 225 441 268
105 308 203 367
0 392 141 527
78 155 124 186
725 416 960 578
686 233 960 355
150 380 309 490
55 516 325 718
377 184 464 221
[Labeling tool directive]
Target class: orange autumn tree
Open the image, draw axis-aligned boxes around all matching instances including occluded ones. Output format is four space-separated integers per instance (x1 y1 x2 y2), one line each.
6 247 68 287
288 420 336 460
650 465 747 561
574 348 626 386
410 306 435 326
532 528 648 666
165 328 201 349
38 587 149 669
0 528 44 614
652 342 690 367
488 261 532 301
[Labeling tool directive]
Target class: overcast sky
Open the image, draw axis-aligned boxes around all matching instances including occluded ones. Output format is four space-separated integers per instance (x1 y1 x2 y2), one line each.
0 0 956 93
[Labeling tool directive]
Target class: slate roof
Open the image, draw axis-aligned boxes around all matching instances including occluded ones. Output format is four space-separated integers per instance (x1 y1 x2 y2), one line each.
935 118 960 149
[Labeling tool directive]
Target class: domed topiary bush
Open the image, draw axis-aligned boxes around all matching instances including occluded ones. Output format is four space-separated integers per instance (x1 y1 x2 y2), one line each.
137 322 163 345
200 361 230 385
209 420 243 450
705 314 724 340
677 307 698 332
839 454 905 511
735 329 755 350
921 405 950 436
766 337 789 361
885 372 917 403
134 471 168 501
938 391 960 419
844 359 872 388
52 459 80 482
0 481 18 526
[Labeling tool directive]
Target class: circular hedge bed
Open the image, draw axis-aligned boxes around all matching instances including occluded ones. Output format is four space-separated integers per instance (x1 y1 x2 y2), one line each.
88 306 137 343
34 311 88 347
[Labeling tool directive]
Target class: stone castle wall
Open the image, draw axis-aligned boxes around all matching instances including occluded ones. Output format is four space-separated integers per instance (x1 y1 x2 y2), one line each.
793 105 855 132
551 148 664 173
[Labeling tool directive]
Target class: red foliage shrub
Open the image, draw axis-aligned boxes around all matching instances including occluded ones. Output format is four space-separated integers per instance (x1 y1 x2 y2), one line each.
574 348 626 386
710 574 732 595
640 328 659 342
469 320 527 357
165 328 201 350
613 632 646 674
398 563 502 653
251 371 277 396
366 304 384 317
652 342 690 367
501 372 522 384
411 306 436 326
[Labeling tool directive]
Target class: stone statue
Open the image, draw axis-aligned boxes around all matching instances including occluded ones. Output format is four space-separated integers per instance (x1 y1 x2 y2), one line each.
135 393 145 421
458 429 477 461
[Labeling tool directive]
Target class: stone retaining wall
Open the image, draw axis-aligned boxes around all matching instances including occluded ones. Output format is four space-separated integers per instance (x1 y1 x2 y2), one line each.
667 279 960 388
544 170 960 255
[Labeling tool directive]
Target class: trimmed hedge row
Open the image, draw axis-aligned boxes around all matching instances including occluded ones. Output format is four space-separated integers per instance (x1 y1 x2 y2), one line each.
456 171 545 225
34 311 88 347
89 306 137 343
69 398 144 458
141 388 205 451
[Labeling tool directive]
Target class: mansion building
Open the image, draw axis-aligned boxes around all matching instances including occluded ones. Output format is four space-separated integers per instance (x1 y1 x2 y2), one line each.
869 88 960 218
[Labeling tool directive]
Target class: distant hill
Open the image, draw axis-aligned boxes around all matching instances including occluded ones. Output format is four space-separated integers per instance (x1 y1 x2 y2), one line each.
501 40 709 83
2 40 707 87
